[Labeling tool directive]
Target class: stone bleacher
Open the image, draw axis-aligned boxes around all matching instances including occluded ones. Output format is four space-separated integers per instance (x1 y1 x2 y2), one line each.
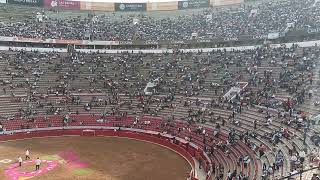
0 46 318 179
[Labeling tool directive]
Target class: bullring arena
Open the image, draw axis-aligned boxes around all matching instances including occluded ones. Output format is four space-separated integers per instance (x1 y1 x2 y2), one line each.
1 0 320 179
0 116 203 180
0 134 191 180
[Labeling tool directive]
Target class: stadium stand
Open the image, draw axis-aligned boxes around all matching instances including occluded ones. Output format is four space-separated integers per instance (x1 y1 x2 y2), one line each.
0 0 319 179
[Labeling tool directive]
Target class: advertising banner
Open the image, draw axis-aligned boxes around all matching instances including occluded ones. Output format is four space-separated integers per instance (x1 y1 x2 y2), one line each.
178 0 209 9
54 39 82 44
43 0 80 10
12 36 43 43
82 40 119 46
308 28 320 34
115 3 146 12
252 35 267 40
147 1 178 11
91 2 114 11
267 32 280 40
7 0 42 6
0 36 14 41
211 0 243 6
80 2 114 11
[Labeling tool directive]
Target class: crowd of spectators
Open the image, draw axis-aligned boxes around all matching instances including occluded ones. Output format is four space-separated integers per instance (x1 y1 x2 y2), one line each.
0 0 320 175
0 0 318 178
0 0 319 41
0 42 318 178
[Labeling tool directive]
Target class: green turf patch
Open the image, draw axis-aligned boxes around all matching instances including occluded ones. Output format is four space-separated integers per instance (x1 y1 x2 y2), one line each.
72 168 93 175
41 155 60 161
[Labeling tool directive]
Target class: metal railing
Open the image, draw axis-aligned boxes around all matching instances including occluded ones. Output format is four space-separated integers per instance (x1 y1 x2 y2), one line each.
277 166 319 180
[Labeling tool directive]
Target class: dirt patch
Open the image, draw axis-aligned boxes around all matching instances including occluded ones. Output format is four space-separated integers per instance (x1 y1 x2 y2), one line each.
0 136 191 180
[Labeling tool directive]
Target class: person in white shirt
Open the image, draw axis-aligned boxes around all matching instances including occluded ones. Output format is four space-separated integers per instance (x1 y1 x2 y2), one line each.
243 155 250 168
35 158 41 170
265 118 272 126
290 154 298 168
299 150 306 163
268 166 273 175
25 150 30 160
290 154 298 162
227 170 232 178
18 157 22 167
310 148 318 162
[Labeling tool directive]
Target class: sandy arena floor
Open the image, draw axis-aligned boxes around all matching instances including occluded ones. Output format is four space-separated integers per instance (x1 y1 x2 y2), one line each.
0 136 191 180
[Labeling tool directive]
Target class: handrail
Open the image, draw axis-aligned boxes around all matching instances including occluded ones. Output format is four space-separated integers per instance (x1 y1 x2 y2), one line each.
0 38 319 54
276 166 319 180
